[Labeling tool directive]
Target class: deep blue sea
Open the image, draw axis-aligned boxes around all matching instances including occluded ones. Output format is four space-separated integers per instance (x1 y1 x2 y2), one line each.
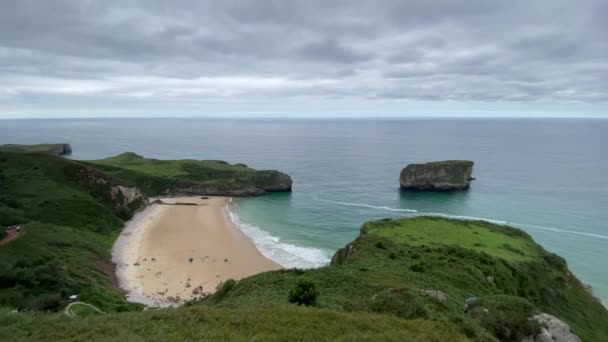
1 118 607 302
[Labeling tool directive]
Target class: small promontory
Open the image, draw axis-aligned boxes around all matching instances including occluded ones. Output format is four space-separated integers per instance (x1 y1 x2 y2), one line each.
400 160 474 191
0 143 72 156
86 152 292 197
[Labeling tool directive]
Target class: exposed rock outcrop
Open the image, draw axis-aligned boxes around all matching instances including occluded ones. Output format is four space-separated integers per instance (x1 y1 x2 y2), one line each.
420 290 449 305
47 143 72 156
521 313 581 342
330 240 358 265
400 160 474 191
72 164 147 217
162 170 292 197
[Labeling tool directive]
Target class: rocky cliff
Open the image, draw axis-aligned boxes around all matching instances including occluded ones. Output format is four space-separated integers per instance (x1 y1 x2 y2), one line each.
400 160 474 191
71 163 148 218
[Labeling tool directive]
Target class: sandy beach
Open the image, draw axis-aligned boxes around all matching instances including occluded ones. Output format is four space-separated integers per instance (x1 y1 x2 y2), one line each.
112 196 282 306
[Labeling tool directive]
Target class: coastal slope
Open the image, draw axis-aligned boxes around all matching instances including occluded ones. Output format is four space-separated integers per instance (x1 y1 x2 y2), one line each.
202 217 608 341
86 152 292 196
0 147 290 312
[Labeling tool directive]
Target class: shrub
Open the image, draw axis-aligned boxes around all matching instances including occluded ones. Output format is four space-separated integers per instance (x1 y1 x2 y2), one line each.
409 263 425 273
374 241 386 250
467 295 540 341
369 289 429 319
288 280 318 306
214 279 237 301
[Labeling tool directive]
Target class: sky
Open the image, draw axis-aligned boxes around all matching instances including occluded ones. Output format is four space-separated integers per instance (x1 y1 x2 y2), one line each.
0 0 607 118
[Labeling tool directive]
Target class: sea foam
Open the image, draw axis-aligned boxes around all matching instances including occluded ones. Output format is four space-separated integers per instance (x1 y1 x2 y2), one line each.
313 197 418 213
227 207 331 269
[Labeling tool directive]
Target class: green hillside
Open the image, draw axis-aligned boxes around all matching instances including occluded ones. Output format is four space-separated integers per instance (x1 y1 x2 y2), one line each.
0 149 606 341
0 151 144 312
193 217 608 341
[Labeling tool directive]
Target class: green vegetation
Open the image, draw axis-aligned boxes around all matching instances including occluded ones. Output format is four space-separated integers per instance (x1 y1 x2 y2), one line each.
0 151 141 312
0 305 468 341
0 148 606 341
0 143 71 156
199 217 608 341
288 279 319 306
85 152 291 196
466 295 540 341
373 218 538 261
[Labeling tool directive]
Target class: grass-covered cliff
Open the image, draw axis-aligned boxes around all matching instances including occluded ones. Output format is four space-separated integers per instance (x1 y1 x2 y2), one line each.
0 150 144 312
194 217 607 341
0 147 291 313
0 148 606 341
85 152 292 196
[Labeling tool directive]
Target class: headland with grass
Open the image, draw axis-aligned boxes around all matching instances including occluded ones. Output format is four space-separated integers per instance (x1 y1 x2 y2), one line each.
0 145 606 341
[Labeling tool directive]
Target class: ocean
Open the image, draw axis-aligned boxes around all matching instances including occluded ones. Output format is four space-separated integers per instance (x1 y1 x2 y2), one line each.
1 118 607 302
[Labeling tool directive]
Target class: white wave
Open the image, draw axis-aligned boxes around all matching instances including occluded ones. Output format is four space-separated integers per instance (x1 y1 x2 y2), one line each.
510 221 608 240
227 207 331 269
314 197 418 213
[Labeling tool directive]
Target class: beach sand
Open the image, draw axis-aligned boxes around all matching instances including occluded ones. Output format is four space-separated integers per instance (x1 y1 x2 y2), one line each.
112 196 281 306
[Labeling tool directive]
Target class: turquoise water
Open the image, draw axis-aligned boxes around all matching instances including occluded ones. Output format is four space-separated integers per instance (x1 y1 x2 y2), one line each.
1 118 607 302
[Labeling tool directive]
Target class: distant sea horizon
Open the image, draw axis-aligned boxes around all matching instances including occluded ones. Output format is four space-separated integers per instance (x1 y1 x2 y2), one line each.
1 117 606 303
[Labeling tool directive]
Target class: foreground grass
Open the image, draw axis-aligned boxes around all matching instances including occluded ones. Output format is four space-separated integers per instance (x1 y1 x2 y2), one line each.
202 217 608 341
0 305 467 342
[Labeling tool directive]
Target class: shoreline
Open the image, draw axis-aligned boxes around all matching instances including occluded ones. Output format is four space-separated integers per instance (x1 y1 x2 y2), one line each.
112 196 282 307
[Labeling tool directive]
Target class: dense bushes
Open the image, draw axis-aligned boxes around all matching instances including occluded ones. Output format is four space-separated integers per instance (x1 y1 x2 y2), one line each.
466 295 540 341
288 280 318 306
369 289 429 319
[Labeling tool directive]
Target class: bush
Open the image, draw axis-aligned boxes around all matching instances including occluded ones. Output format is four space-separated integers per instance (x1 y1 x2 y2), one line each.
369 288 429 319
467 295 540 341
213 279 237 302
288 280 318 306
409 263 425 273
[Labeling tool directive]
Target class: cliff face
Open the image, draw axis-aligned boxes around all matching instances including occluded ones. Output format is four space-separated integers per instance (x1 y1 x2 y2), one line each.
400 160 474 191
71 163 148 218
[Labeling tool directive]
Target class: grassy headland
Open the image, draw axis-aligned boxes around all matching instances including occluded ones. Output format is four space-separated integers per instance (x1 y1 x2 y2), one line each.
85 152 292 196
0 147 606 341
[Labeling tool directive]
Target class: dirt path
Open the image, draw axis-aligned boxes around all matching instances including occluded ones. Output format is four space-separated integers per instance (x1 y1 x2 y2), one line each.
0 230 21 246
64 302 105 316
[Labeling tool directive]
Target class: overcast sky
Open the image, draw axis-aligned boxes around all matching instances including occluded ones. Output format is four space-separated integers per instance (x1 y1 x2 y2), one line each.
1 0 607 118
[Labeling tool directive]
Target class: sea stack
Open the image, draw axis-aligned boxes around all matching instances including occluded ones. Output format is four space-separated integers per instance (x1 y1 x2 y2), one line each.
399 160 474 191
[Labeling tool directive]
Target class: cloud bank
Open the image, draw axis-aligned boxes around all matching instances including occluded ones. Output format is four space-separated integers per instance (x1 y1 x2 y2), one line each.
0 0 606 117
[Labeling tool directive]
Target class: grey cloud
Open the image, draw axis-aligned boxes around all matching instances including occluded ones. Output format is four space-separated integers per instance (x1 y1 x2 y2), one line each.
0 0 606 117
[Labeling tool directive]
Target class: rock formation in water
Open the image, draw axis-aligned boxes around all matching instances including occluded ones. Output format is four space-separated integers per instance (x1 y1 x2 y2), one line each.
399 160 474 191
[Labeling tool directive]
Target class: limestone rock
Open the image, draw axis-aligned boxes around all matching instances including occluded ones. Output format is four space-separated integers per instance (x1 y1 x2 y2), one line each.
521 313 581 342
420 290 449 305
400 160 474 191
330 241 358 265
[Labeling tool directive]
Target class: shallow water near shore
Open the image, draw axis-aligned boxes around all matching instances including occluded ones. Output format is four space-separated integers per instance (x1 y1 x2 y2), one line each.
2 118 607 303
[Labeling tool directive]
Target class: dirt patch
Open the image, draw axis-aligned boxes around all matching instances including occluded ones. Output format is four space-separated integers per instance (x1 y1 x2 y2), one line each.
0 229 21 246
96 260 124 293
